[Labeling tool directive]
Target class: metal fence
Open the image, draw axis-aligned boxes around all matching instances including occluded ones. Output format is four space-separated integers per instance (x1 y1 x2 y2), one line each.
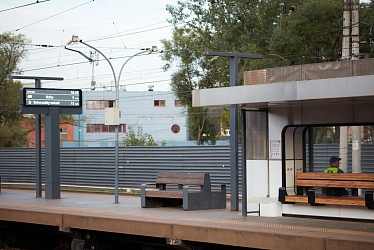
0 146 241 191
309 144 374 173
244 58 374 85
0 145 373 191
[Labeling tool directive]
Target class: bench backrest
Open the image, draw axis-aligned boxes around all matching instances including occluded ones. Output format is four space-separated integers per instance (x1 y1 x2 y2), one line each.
156 172 208 186
295 172 374 189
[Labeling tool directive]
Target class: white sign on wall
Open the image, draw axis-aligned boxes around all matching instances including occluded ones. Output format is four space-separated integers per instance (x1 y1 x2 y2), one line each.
270 140 281 159
352 140 359 151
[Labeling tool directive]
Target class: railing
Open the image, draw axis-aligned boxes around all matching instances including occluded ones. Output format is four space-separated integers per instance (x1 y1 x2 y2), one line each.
244 58 374 85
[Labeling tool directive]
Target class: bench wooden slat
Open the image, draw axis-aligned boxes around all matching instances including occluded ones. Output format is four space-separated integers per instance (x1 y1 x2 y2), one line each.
284 195 365 206
145 190 183 199
145 189 202 199
156 172 206 185
295 179 374 189
296 172 374 181
157 172 206 179
284 195 308 203
315 196 365 206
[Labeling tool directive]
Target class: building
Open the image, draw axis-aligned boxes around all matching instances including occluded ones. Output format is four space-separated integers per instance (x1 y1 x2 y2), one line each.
67 90 188 147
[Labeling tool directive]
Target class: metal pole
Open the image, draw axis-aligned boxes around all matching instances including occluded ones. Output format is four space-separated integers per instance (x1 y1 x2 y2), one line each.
79 41 120 203
229 55 239 212
35 79 42 197
78 115 81 147
241 109 247 217
114 49 151 202
351 1 362 182
342 0 351 60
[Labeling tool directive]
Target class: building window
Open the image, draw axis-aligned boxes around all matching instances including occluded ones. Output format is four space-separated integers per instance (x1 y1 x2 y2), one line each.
86 100 115 110
102 124 109 132
174 100 185 107
171 124 180 134
154 100 165 107
86 124 126 133
86 101 94 110
102 100 114 108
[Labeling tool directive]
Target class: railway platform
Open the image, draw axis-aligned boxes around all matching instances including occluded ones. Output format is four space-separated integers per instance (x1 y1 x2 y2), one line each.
0 188 373 250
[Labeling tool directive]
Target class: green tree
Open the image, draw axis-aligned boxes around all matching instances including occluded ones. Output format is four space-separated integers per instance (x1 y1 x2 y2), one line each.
357 1 374 58
162 0 374 145
162 0 296 144
268 0 343 64
0 32 30 147
122 126 157 146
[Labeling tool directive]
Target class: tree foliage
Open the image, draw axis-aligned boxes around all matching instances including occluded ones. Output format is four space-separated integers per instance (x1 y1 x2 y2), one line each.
162 0 374 144
122 126 157 146
268 0 343 64
0 32 30 147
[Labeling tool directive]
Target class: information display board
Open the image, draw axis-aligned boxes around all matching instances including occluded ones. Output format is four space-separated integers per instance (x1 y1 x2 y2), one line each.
23 88 82 107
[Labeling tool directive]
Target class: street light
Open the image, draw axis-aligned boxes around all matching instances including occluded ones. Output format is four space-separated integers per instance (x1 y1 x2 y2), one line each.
66 36 161 203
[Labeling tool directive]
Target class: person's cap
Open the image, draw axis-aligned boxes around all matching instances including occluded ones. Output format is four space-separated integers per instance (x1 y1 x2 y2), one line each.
329 156 341 164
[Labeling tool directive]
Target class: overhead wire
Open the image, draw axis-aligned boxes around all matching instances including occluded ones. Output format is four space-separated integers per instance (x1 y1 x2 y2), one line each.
0 0 51 13
11 1 367 93
71 0 95 37
100 0 126 48
14 0 94 31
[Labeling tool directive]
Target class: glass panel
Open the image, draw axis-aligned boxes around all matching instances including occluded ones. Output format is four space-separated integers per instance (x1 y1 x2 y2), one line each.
94 124 100 132
102 101 109 108
284 128 295 159
86 125 93 133
246 111 267 160
294 127 305 159
174 100 182 107
119 124 124 132
102 125 108 132
154 100 165 107
93 101 101 109
86 101 93 110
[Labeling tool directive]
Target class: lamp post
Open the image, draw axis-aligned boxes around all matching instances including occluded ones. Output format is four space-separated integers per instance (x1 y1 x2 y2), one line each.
66 36 161 203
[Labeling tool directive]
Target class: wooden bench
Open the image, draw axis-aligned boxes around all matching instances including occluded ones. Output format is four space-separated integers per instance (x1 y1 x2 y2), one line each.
279 172 374 209
141 172 226 210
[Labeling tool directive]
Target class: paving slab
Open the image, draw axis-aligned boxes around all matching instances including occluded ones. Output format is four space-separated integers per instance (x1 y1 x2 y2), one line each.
0 188 373 250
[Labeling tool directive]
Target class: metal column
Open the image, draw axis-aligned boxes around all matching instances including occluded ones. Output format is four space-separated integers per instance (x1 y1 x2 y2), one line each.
44 107 61 199
202 51 263 211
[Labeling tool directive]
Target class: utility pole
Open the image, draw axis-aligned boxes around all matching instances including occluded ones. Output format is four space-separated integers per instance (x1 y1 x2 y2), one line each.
339 0 351 172
342 0 351 60
351 0 362 177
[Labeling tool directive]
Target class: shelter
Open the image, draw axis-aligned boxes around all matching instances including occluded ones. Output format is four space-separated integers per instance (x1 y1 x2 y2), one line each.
192 60 374 220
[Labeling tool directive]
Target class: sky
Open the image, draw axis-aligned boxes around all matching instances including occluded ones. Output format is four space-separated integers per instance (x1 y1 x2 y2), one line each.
2 0 371 92
0 0 179 91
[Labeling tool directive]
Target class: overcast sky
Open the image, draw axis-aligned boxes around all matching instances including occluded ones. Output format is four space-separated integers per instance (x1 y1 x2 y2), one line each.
1 1 371 91
0 0 178 91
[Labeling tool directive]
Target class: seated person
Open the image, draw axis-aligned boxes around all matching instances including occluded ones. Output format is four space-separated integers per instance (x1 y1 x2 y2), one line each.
323 156 349 196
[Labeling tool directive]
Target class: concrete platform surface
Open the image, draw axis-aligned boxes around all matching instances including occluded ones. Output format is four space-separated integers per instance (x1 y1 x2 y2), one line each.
0 188 373 250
